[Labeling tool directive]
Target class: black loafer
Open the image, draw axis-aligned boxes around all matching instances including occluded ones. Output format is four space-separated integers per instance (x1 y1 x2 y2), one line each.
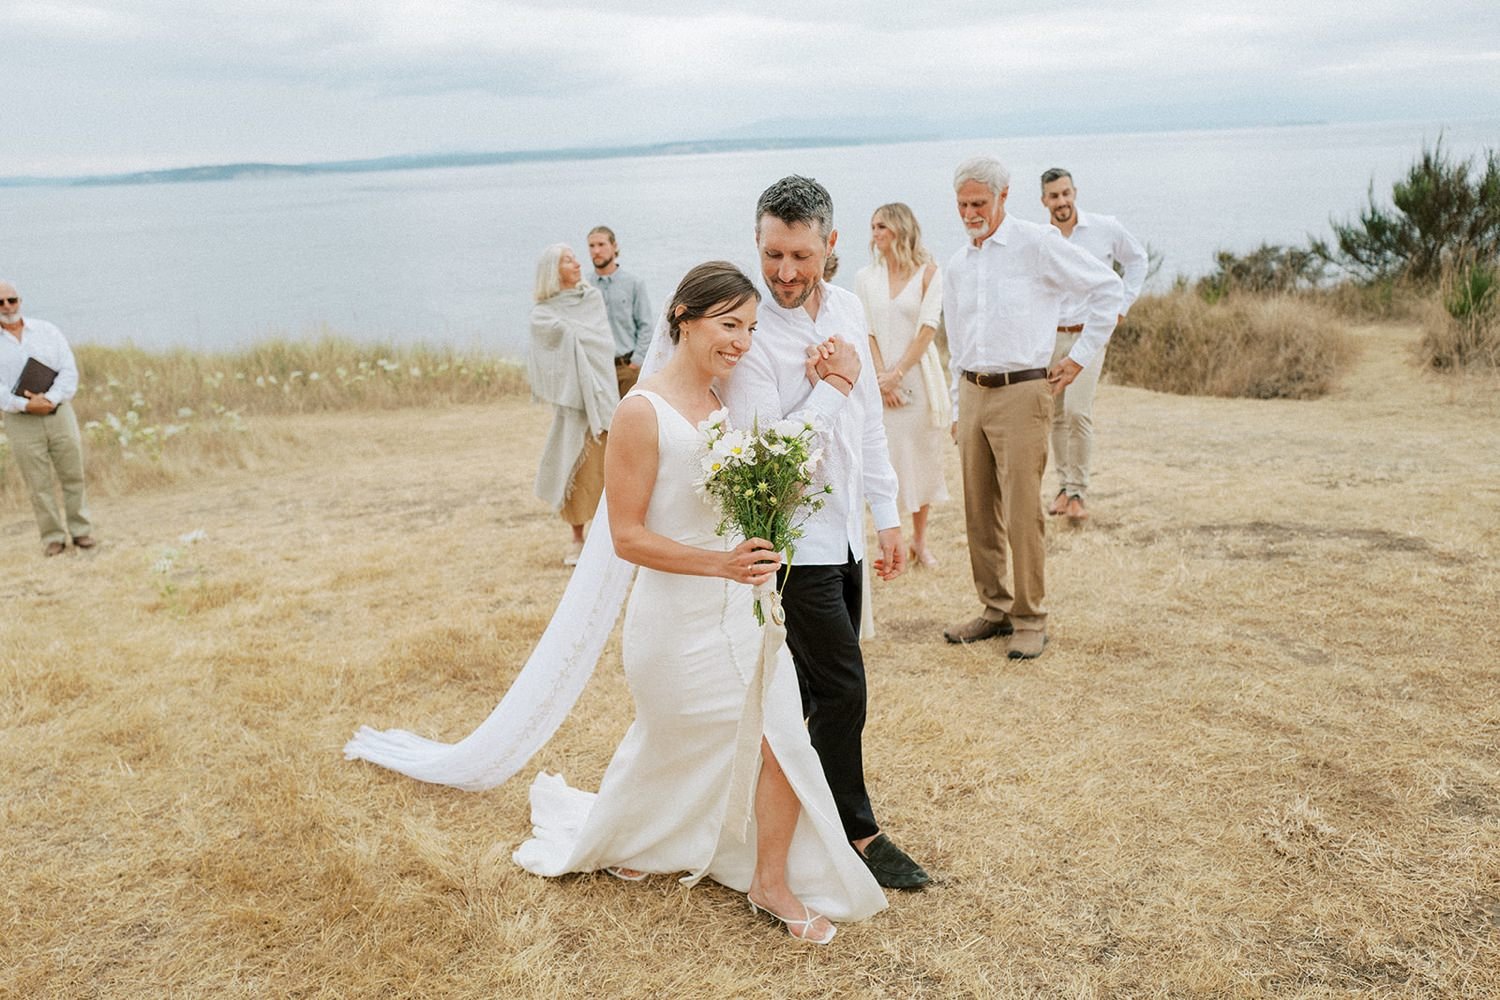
857 833 931 890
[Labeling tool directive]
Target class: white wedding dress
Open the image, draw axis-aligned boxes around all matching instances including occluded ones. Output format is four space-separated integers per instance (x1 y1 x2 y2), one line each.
512 390 888 922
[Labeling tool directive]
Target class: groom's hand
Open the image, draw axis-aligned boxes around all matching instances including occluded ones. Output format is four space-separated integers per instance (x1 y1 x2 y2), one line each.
873 527 905 581
812 338 861 391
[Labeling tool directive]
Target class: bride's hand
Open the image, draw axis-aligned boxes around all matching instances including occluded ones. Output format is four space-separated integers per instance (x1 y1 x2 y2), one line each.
724 538 781 585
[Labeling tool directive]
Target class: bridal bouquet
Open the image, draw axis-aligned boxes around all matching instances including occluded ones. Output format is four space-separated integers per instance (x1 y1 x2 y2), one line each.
697 408 830 624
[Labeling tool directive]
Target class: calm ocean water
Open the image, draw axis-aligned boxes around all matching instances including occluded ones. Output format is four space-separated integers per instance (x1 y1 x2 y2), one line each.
5 119 1495 359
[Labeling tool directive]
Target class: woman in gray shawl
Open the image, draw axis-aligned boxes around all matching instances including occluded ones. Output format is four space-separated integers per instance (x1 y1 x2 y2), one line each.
528 244 620 565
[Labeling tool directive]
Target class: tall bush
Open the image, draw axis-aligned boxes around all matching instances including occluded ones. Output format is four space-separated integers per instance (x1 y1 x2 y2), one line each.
1108 290 1357 399
1315 141 1500 283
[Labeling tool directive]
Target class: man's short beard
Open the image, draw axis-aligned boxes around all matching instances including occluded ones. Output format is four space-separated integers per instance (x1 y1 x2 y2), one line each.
592 254 615 270
772 280 816 310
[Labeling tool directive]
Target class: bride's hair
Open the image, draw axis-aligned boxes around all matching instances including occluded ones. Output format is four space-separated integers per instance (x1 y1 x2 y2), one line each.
667 262 760 343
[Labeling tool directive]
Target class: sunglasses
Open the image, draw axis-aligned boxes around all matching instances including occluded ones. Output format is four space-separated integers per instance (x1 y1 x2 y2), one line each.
0 298 17 306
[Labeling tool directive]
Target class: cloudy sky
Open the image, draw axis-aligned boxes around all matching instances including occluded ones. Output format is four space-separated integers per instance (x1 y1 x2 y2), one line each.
6 0 1498 177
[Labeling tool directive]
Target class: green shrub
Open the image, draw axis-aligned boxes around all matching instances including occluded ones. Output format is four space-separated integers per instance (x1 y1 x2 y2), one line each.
1315 140 1500 283
1196 244 1325 302
1419 261 1500 370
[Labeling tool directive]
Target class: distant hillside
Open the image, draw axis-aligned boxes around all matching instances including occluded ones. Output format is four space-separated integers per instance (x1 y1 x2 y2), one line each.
0 136 900 189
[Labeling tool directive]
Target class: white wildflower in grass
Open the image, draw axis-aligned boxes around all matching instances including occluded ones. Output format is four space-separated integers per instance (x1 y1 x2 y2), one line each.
179 529 207 545
698 415 830 623
267 375 279 385
308 372 321 381
409 366 421 377
177 407 194 418
255 376 266 387
289 370 303 380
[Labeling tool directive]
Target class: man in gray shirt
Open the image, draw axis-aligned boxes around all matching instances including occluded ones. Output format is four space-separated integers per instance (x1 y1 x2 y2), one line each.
586 226 654 399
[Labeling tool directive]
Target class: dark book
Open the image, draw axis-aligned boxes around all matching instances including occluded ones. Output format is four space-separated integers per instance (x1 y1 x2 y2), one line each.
11 357 58 398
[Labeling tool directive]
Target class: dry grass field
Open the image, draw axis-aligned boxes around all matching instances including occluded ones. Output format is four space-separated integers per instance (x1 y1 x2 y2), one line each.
3 320 1497 998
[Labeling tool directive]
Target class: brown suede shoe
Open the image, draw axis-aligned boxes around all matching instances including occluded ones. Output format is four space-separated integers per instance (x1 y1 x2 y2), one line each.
943 616 1013 644
73 535 98 550
44 541 66 557
1006 630 1049 659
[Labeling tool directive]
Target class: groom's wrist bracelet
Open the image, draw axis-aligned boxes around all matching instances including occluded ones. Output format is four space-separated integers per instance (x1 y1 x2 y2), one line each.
823 372 854 392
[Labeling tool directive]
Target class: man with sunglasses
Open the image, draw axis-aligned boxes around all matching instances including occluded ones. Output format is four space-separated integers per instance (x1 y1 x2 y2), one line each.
0 280 96 556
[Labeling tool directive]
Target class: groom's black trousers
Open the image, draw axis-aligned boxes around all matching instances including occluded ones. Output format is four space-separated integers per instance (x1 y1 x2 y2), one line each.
778 553 879 843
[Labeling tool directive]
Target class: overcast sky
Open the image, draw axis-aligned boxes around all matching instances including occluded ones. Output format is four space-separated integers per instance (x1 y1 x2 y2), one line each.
6 0 1498 176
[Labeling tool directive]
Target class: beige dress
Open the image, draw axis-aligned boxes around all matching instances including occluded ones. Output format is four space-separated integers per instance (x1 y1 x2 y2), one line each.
855 264 951 514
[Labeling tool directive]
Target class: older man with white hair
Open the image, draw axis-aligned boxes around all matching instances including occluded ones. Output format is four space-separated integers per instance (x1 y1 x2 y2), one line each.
0 280 96 556
941 157 1122 659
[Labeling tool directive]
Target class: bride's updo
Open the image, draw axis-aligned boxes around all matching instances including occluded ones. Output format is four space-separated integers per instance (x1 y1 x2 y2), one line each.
667 262 760 343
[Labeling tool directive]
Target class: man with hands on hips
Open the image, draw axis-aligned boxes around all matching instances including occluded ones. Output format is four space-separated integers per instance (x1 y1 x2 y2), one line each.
941 156 1123 660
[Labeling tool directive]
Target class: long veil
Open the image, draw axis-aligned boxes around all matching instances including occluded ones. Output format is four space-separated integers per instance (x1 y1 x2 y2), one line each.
342 318 679 790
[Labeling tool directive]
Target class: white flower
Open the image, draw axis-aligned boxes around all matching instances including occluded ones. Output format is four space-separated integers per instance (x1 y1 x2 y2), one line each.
697 408 729 434
700 454 728 479
179 528 207 544
771 418 804 439
177 407 194 418
714 430 753 463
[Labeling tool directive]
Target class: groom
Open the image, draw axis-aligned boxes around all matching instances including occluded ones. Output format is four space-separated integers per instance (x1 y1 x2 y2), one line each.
720 175 930 889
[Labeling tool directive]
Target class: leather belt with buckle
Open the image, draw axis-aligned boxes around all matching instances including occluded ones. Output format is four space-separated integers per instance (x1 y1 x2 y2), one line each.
963 368 1048 388
1056 324 1084 334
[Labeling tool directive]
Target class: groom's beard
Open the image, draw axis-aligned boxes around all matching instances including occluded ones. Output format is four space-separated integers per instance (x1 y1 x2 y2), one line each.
769 274 819 310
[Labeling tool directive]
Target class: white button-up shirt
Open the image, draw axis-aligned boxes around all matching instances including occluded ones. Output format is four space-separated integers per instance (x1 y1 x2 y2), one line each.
0 318 79 414
943 214 1123 412
720 280 901 565
1058 210 1148 325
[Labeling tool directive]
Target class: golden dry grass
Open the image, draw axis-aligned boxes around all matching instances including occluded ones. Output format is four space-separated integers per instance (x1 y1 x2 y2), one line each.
1109 291 1358 400
3 321 1498 998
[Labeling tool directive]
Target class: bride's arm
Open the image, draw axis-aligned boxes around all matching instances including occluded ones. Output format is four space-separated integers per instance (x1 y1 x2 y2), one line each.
606 396 781 584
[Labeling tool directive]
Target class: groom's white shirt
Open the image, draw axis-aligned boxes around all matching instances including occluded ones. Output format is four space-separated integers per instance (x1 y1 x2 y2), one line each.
720 279 901 566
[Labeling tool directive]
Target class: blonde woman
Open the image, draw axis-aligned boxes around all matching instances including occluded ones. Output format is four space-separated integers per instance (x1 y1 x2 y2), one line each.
528 243 619 565
854 204 950 567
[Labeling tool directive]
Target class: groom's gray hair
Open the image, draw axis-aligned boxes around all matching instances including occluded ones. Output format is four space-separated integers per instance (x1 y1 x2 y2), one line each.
755 175 834 241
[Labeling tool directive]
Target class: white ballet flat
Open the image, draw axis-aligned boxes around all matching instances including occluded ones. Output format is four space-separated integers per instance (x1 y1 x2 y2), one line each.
747 895 836 945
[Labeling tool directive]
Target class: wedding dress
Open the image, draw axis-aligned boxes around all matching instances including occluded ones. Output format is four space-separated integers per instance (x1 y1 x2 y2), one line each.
511 389 887 921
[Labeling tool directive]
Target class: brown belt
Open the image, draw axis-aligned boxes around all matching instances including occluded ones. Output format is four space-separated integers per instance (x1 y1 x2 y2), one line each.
615 354 634 366
1057 324 1084 334
963 368 1048 388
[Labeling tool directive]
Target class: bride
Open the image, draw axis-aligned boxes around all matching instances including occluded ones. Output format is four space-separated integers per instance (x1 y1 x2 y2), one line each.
349 263 887 941
511 261 886 943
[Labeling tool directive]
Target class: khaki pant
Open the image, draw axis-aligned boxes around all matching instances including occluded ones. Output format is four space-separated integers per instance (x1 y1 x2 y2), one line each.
1049 331 1105 499
4 402 93 546
957 378 1051 632
615 361 640 400
559 432 606 527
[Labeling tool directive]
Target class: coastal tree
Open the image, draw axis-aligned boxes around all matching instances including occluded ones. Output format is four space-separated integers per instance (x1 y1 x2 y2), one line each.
1314 140 1500 283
